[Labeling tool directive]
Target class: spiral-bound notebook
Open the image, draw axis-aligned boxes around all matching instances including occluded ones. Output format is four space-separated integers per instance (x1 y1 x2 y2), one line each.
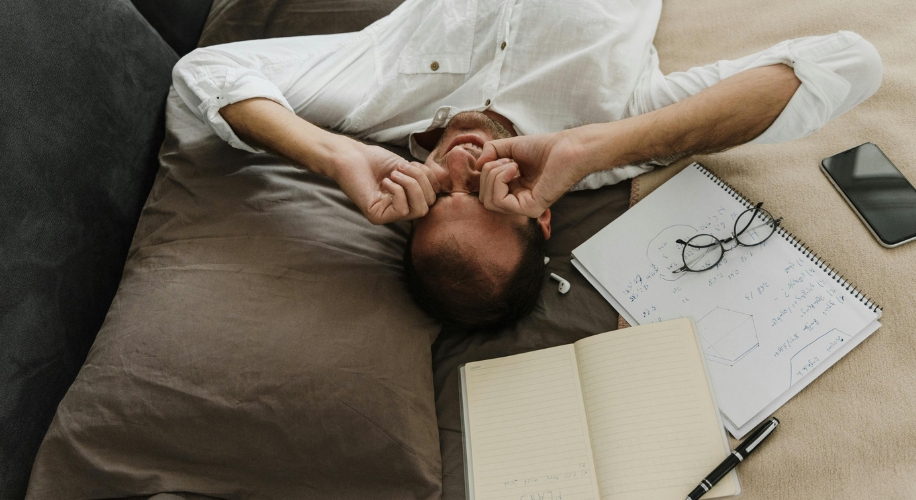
571 163 882 438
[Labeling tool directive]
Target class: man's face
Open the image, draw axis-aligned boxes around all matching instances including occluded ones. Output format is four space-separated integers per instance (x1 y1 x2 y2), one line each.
413 111 534 276
423 110 514 194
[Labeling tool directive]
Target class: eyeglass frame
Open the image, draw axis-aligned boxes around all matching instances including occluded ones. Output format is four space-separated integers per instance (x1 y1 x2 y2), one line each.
672 202 783 274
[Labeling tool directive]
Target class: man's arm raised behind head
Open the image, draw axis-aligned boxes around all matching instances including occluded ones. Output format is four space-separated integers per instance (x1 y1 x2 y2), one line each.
580 63 802 172
480 32 883 217
218 98 440 224
477 63 801 218
171 41 439 225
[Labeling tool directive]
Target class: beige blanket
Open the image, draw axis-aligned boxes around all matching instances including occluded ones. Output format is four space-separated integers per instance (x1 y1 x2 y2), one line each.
629 0 916 498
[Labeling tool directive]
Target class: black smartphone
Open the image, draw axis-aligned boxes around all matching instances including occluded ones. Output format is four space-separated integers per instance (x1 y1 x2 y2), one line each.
821 142 916 248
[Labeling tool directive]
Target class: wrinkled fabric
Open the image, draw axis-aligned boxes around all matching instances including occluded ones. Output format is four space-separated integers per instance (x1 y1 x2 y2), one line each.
25 88 443 500
172 0 880 192
573 31 881 190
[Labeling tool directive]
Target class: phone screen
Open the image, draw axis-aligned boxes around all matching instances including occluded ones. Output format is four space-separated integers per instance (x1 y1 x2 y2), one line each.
821 143 916 246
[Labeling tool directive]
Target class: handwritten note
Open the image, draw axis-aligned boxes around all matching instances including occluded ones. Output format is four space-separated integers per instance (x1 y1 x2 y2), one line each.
464 346 601 500
572 164 881 435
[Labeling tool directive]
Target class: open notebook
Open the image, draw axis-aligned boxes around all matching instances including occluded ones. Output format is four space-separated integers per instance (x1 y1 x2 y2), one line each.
460 319 738 500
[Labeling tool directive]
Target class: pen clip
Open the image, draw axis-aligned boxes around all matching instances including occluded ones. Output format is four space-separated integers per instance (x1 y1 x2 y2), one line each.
743 419 778 453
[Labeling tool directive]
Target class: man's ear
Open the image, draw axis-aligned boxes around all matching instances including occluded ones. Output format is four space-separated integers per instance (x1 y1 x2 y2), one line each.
537 209 552 240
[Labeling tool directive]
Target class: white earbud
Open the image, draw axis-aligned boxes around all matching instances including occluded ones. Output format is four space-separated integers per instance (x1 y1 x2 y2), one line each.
544 256 550 265
550 273 571 294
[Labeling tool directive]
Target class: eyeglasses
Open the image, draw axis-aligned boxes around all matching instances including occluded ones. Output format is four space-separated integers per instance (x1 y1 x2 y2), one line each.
674 202 783 274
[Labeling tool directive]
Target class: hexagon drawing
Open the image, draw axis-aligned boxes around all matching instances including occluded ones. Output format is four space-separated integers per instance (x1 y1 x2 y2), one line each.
697 307 759 365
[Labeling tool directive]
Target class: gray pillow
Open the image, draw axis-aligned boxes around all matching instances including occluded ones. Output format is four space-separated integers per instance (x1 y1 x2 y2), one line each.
26 88 441 499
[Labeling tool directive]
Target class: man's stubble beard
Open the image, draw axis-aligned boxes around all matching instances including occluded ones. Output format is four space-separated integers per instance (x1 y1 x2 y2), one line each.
431 111 514 164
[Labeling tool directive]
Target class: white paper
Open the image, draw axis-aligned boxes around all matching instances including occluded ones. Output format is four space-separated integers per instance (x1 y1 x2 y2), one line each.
724 318 880 437
572 163 882 433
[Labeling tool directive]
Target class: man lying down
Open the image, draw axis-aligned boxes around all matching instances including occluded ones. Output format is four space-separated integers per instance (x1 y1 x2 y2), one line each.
172 0 881 330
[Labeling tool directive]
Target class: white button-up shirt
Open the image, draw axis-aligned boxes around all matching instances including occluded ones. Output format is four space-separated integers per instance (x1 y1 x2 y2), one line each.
172 0 881 189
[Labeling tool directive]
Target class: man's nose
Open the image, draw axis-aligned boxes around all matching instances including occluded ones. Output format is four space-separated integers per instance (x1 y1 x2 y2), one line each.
446 148 481 192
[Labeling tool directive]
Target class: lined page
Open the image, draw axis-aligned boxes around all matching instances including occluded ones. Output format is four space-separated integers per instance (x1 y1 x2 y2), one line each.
464 345 601 500
574 319 736 500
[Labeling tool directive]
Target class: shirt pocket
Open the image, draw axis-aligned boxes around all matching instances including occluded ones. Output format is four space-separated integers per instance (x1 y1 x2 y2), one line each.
397 0 478 74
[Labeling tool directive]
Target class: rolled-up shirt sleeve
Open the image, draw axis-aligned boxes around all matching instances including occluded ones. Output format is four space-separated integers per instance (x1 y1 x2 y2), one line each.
171 42 298 153
629 31 883 145
569 31 883 192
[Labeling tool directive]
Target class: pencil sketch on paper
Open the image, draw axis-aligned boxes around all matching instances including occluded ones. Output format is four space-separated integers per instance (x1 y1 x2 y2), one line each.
696 307 760 366
645 224 698 282
789 328 849 385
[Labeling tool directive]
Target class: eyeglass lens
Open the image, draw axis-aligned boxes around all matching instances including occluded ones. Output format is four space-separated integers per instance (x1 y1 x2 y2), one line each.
734 205 778 246
682 234 724 272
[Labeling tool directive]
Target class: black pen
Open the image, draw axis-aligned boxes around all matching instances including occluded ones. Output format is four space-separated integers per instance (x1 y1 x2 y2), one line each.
686 417 780 500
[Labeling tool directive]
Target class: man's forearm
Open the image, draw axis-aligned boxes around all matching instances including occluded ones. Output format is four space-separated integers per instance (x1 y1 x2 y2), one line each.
218 97 356 179
569 64 802 175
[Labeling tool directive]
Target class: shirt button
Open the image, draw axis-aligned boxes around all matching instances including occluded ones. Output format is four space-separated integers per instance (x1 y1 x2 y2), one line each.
485 99 491 106
430 61 439 71
501 41 507 50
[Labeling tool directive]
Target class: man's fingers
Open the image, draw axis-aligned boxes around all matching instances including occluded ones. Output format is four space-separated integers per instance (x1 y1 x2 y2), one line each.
475 138 515 170
398 163 437 205
479 158 514 205
381 178 409 217
480 161 545 218
480 161 513 212
481 162 520 214
411 161 442 194
476 142 500 167
391 169 429 217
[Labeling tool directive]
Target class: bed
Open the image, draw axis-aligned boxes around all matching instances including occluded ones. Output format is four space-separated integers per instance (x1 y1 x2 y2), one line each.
26 0 916 498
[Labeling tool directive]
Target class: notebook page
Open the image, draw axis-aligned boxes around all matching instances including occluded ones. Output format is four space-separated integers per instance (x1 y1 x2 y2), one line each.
574 319 736 500
572 163 881 433
464 345 601 500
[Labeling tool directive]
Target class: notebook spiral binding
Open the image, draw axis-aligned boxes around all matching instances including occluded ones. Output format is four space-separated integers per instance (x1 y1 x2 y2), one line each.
692 163 882 314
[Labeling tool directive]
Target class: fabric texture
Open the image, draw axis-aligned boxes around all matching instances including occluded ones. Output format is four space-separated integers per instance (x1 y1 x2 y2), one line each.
26 1 446 498
620 1 916 499
130 0 214 56
198 0 403 48
21 0 916 499
0 0 178 497
174 1 881 194
25 86 442 500
175 0 663 164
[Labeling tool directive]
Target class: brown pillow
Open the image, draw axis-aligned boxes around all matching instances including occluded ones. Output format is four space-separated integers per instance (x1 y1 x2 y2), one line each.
26 86 441 498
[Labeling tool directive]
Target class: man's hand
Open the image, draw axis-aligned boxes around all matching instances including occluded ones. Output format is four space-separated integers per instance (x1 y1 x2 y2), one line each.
332 142 440 224
476 132 586 218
